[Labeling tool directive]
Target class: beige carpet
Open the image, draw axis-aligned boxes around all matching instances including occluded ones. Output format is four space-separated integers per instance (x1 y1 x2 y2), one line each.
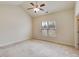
0 39 79 57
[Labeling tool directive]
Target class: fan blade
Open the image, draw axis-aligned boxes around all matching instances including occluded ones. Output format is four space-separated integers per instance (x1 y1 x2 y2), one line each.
40 4 45 7
40 8 48 13
45 11 48 13
39 8 44 11
30 3 34 6
27 8 33 10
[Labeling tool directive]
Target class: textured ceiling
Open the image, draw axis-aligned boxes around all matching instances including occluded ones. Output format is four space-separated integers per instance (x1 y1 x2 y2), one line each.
21 1 75 17
0 1 24 5
0 1 75 17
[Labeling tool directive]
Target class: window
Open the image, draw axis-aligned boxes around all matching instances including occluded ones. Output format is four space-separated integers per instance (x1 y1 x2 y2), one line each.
48 21 56 30
41 20 56 37
41 21 48 30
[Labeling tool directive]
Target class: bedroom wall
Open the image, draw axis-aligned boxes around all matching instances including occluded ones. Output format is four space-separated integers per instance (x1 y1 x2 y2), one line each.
74 1 79 48
0 5 32 46
75 1 79 16
32 8 75 46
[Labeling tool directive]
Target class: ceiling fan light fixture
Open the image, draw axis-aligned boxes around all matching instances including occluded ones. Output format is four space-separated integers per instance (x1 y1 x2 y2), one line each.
27 2 48 13
34 8 40 12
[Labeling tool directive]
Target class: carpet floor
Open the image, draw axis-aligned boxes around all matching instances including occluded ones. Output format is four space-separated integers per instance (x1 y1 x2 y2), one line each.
0 39 79 57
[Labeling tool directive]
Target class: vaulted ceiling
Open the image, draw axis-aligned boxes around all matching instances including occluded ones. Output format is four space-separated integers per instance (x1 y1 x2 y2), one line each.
0 1 75 17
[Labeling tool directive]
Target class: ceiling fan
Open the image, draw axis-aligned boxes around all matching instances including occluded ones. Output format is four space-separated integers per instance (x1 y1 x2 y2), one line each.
27 2 48 13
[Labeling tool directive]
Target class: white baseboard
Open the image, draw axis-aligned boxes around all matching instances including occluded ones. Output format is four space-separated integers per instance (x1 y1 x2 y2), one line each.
0 39 29 48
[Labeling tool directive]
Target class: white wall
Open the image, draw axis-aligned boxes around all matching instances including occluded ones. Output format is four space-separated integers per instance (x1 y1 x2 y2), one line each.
74 1 79 48
75 1 79 16
0 5 32 46
32 8 74 46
